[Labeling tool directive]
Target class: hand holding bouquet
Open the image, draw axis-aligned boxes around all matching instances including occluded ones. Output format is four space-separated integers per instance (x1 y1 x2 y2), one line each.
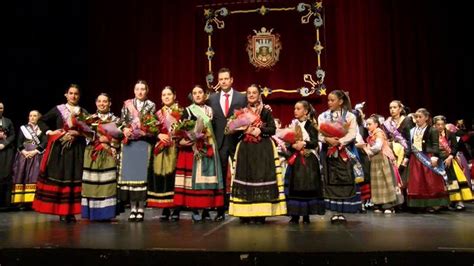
225 109 259 134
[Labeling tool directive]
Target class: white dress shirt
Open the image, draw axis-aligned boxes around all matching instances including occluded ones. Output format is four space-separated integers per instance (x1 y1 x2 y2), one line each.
219 88 234 115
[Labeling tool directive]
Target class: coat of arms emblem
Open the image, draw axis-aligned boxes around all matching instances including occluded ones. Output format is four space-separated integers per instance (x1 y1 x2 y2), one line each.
246 27 282 69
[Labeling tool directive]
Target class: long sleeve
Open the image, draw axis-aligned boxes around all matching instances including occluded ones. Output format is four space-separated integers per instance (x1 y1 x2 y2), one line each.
39 107 59 133
338 113 357 146
305 123 319 149
37 132 47 152
426 127 440 157
121 105 128 126
16 129 26 151
317 113 327 143
368 138 383 154
4 119 15 148
260 109 276 137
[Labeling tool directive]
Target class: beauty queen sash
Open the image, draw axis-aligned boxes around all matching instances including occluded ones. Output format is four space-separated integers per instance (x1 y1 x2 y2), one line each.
411 146 447 181
21 124 41 146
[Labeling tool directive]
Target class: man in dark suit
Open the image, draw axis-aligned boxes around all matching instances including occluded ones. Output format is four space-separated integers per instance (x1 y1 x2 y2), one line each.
208 68 247 221
0 102 15 209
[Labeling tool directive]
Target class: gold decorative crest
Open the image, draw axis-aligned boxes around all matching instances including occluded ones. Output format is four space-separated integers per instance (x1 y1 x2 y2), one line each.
246 27 282 69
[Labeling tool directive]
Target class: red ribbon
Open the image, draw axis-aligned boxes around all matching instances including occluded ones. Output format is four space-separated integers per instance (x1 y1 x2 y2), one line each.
39 132 65 174
327 145 349 161
288 150 306 166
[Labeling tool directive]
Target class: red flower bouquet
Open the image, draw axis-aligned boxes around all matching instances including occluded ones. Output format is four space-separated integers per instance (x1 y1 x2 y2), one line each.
319 121 348 139
225 109 260 134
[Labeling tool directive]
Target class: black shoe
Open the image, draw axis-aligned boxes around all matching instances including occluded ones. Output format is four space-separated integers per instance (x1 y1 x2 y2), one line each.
66 215 77 223
59 216 67 223
254 217 266 224
330 215 339 224
135 211 144 222
170 209 180 222
289 216 299 224
239 217 251 224
302 215 310 224
201 210 212 222
159 208 170 222
128 212 137 222
214 213 225 222
337 215 347 222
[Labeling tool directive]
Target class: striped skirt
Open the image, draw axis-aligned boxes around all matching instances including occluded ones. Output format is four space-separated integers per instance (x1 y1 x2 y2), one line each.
81 146 118 220
147 145 177 208
33 138 84 215
229 139 287 217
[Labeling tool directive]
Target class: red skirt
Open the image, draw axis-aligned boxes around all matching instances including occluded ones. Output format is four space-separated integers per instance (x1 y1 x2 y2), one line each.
173 149 224 208
33 177 81 215
407 154 448 201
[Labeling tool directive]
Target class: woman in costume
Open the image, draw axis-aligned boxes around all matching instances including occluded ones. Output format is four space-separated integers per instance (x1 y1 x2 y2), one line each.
364 115 403 214
82 93 121 221
228 85 286 224
173 85 224 222
285 100 325 224
11 110 47 208
0 102 16 208
384 100 415 170
402 108 449 212
118 80 156 222
318 90 362 223
433 115 472 210
33 84 88 223
148 86 181 221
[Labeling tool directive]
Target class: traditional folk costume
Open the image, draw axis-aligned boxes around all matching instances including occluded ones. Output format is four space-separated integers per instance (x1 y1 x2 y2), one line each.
383 116 414 169
438 129 473 204
0 116 15 207
148 104 180 219
173 104 224 219
118 99 156 221
284 119 325 218
81 112 121 221
33 104 87 216
11 123 47 205
405 126 449 208
229 106 287 219
356 129 372 208
318 109 362 215
366 128 403 210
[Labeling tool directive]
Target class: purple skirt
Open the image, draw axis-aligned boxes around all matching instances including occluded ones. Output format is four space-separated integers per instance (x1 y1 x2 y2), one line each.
11 143 42 203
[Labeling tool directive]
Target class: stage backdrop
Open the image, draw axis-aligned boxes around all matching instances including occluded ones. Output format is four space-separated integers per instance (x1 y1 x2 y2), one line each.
4 0 472 129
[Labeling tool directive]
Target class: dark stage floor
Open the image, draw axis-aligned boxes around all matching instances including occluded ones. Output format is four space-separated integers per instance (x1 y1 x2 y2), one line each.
1 206 474 265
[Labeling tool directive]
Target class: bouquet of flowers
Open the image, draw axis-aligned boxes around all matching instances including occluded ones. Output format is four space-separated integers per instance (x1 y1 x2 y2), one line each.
172 117 213 158
319 120 348 139
318 117 350 158
224 109 260 134
153 106 183 155
86 121 124 161
275 127 297 145
71 112 94 135
280 124 309 165
162 106 183 133
58 112 95 150
140 113 160 135
172 119 197 140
